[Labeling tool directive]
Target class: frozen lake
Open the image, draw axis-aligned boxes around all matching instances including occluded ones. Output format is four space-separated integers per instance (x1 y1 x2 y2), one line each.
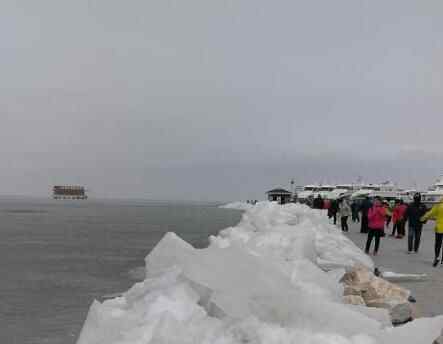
0 198 242 344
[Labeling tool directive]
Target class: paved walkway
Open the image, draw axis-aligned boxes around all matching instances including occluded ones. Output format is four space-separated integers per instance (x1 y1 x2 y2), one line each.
344 220 443 317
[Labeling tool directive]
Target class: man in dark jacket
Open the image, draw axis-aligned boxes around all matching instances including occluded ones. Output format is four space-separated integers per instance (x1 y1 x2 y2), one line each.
360 197 372 233
313 195 324 209
405 193 428 253
351 200 360 222
329 199 339 225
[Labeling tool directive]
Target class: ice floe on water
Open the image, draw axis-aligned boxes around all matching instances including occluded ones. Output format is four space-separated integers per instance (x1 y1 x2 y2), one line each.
219 201 254 210
77 202 443 344
127 266 146 281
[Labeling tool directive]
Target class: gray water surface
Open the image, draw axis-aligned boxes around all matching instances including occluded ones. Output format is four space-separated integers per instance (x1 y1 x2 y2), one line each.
0 198 242 344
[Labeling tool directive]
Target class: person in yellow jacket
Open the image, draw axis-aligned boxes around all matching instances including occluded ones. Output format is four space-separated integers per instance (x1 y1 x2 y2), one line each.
421 199 443 266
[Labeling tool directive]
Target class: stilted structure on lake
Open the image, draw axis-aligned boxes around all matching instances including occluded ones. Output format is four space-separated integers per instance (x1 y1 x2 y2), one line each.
53 185 88 200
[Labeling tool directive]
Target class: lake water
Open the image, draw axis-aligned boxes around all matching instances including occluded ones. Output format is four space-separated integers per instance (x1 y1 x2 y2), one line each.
0 198 242 344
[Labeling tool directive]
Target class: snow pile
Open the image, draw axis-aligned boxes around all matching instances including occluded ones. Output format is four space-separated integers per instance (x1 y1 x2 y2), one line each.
213 202 374 271
77 202 443 344
219 201 254 210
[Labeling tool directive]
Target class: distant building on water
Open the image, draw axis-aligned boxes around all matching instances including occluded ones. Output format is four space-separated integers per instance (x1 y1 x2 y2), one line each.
266 188 292 204
53 185 88 200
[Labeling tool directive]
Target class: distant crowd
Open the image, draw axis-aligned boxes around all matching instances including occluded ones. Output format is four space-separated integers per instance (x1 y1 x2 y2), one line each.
309 194 443 267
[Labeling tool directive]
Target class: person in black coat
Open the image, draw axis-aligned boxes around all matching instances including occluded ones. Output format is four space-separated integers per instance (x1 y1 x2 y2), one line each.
405 193 428 253
329 199 339 225
313 195 324 209
351 200 360 222
360 197 372 233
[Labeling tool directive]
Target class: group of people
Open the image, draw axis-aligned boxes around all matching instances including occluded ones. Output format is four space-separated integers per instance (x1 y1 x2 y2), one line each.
311 193 443 266
313 196 353 232
358 195 428 257
359 198 409 238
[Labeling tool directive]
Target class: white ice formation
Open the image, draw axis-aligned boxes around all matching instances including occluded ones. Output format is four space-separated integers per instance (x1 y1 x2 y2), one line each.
77 202 443 344
380 271 428 282
219 201 254 210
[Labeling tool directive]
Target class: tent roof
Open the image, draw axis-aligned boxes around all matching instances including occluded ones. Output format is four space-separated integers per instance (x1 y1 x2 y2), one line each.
266 188 292 195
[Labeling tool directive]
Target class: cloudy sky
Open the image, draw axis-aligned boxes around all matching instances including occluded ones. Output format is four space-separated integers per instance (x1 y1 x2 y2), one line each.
1 1 442 201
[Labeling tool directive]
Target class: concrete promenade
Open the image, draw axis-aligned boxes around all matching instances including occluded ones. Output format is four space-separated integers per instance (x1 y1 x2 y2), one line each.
345 221 443 317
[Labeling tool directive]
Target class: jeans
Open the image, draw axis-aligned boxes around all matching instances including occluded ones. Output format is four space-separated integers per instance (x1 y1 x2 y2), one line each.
365 229 383 253
398 219 406 236
392 220 405 236
391 222 399 236
435 233 443 259
408 225 422 252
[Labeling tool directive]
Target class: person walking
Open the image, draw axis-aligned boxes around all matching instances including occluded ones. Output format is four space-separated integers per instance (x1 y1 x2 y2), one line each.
327 199 333 219
384 201 392 228
338 198 351 232
330 199 339 225
397 200 408 238
306 196 314 208
360 197 372 233
405 193 427 253
421 198 443 266
391 200 402 237
351 200 360 223
323 198 331 211
313 195 324 210
391 200 407 238
365 197 387 256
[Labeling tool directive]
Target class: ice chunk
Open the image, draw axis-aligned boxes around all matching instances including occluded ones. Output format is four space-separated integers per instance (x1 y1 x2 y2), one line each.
215 202 373 270
219 201 254 210
344 305 392 327
127 266 146 281
381 271 428 282
77 268 218 344
144 232 384 337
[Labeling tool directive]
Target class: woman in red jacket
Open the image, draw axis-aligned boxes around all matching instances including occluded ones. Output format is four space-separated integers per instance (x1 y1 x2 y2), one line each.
365 197 390 255
396 200 408 238
390 199 402 237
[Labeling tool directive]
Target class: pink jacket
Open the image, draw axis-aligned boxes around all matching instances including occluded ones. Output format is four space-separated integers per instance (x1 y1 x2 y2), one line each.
392 204 407 224
368 203 386 230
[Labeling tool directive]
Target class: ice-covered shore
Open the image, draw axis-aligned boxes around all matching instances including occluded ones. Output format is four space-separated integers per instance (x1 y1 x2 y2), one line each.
219 201 254 210
77 202 443 344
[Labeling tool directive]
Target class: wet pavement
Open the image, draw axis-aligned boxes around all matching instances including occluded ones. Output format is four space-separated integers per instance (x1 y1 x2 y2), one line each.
345 220 443 317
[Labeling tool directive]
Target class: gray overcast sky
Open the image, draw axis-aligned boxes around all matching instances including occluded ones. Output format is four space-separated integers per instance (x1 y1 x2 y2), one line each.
1 1 442 201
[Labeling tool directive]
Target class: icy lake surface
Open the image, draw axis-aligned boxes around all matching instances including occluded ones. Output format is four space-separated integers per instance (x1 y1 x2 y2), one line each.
0 197 242 344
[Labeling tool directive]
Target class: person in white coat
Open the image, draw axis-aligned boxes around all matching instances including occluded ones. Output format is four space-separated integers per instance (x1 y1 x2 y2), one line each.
338 198 352 232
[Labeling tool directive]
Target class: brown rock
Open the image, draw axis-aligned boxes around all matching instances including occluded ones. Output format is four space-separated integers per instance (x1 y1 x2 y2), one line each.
362 277 410 304
342 265 415 326
343 295 366 306
344 285 365 297
341 265 374 286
